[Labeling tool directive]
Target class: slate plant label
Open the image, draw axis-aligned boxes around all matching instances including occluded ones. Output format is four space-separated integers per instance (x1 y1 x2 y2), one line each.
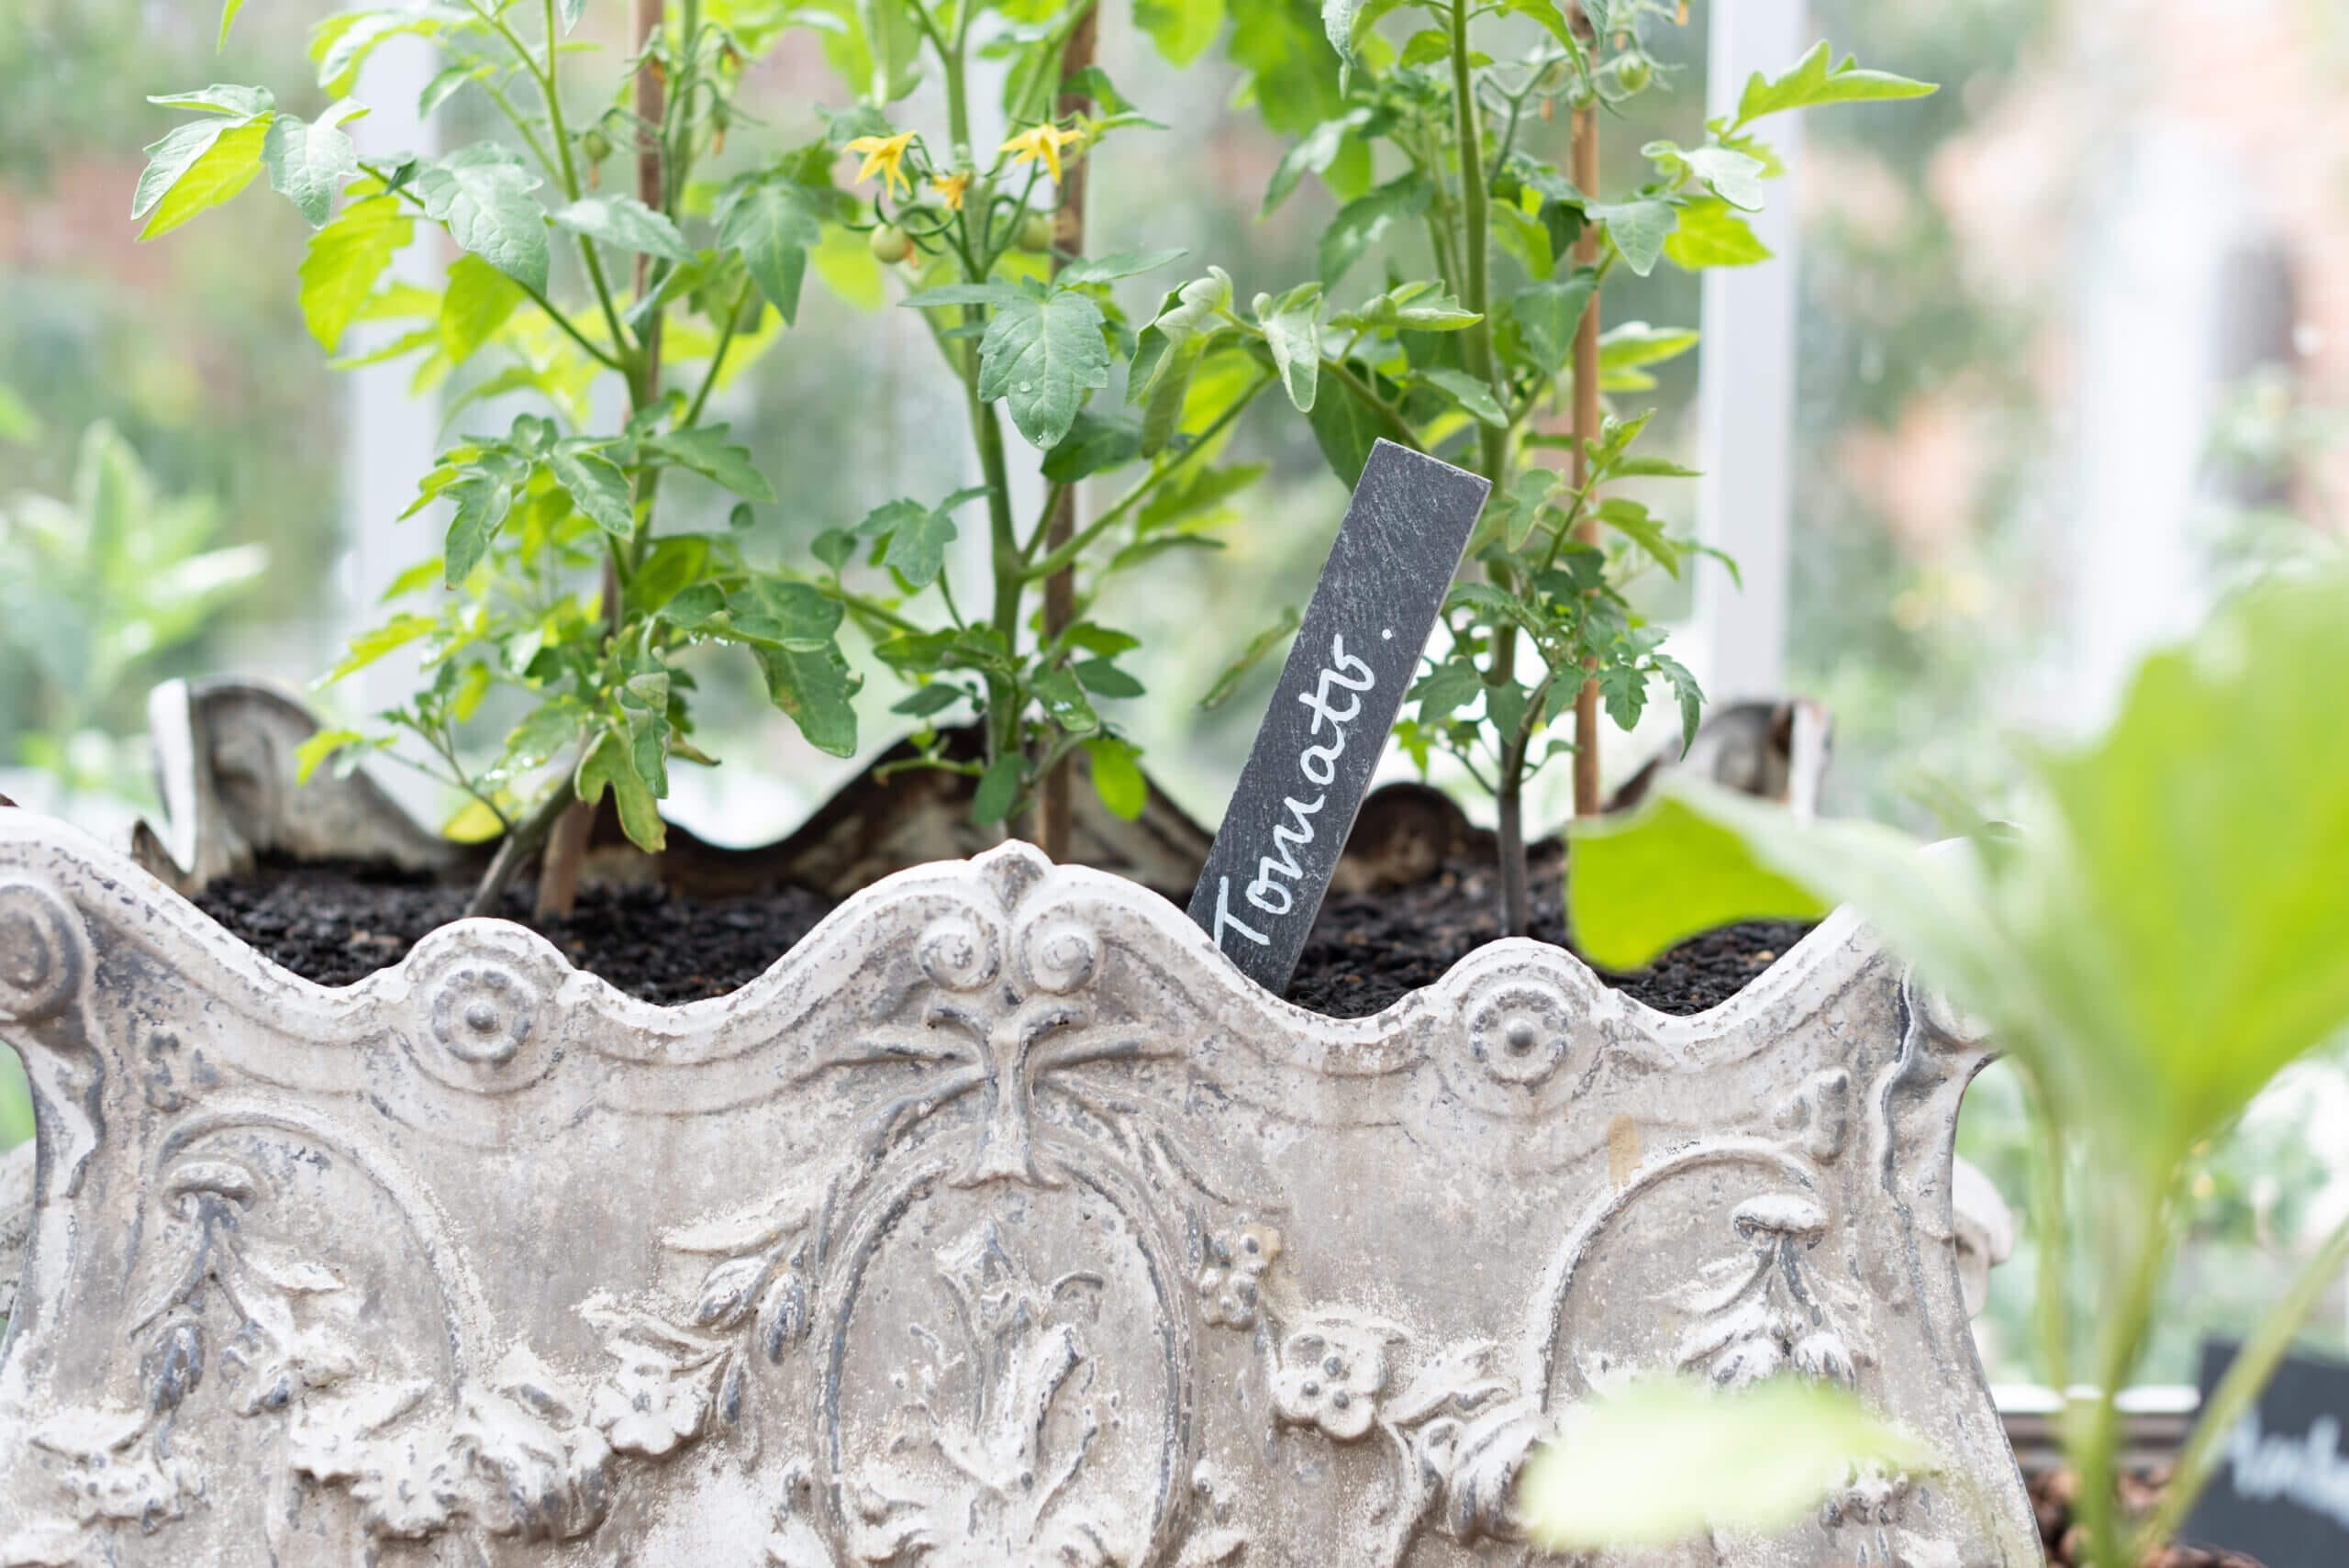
2182 1338 2349 1563
1188 439 1490 991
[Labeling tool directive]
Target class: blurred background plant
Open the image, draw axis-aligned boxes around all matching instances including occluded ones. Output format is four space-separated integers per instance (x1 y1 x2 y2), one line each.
0 418 268 810
1564 564 2349 1565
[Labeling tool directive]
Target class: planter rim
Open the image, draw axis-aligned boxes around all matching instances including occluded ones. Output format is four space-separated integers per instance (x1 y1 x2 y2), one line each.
10 800 1881 1040
0 792 2030 1568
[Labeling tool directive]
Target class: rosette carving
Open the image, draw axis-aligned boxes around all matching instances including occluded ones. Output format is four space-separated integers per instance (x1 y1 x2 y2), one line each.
0 820 2034 1567
0 880 82 1027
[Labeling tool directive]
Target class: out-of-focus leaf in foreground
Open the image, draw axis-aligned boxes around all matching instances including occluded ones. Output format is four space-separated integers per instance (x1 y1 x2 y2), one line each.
1566 567 2349 1181
1519 1375 1929 1551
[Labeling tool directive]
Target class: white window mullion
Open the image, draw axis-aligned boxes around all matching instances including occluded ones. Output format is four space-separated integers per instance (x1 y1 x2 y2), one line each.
1691 0 1806 702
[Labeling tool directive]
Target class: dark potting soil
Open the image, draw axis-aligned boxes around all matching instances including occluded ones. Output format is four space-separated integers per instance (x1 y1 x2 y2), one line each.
1286 843 1809 1019
2029 1466 2266 1568
192 862 841 1007
193 846 1807 1018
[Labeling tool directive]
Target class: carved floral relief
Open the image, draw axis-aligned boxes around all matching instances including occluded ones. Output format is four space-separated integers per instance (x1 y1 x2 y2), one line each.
0 818 2034 1568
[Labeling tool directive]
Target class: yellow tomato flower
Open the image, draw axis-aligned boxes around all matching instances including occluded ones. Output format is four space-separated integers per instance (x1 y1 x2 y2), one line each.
998 123 1085 184
845 131 918 199
930 170 972 211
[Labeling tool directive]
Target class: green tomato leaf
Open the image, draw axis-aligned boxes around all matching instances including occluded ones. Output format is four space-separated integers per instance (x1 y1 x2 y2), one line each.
1074 658 1144 699
1598 497 1682 577
217 0 248 47
1262 107 1371 218
717 177 825 325
414 144 551 294
323 614 438 684
441 468 516 584
971 752 1022 826
1254 283 1322 413
978 290 1114 450
134 116 272 240
1128 269 1232 452
293 728 366 784
878 495 971 589
1419 367 1505 428
856 495 927 539
1328 280 1480 334
314 8 473 97
555 194 695 262
1135 0 1224 67
1654 651 1702 753
147 83 275 117
1057 247 1188 287
1680 145 1767 213
558 0 585 31
1610 454 1705 479
1043 410 1143 484
1589 199 1676 279
1736 41 1937 125
1665 197 1774 270
1230 0 1351 138
262 100 365 227
300 194 414 350
1319 172 1431 286
1508 270 1597 377
1085 735 1148 819
417 62 484 117
1598 322 1700 369
1319 0 1358 61
439 252 525 364
1304 365 1385 485
1500 0 1585 59
575 728 667 852
751 623 860 759
1410 658 1485 724
1034 665 1099 734
891 682 967 719
546 447 634 537
901 283 1030 310
1197 606 1299 711
1136 338 1207 458
1396 28 1449 69
645 425 777 502
502 702 583 773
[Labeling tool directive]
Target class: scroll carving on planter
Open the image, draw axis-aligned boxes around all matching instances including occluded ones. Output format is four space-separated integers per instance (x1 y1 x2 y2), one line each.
0 814 2036 1566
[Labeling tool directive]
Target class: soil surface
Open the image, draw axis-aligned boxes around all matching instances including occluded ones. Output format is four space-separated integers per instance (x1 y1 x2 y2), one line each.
194 862 841 1007
195 843 1808 1017
2029 1467 2266 1567
1288 841 1809 1019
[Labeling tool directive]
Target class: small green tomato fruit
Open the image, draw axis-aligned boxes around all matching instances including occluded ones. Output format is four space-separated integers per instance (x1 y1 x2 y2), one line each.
1615 56 1653 94
869 224 915 264
1015 211 1056 252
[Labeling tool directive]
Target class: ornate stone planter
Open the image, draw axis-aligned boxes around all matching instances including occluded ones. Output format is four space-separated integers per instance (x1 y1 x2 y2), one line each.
0 685 2037 1566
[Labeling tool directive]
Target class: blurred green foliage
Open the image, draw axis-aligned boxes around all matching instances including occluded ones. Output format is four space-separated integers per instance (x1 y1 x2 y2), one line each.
1520 1374 1927 1552
1 422 268 797
1567 566 2349 1565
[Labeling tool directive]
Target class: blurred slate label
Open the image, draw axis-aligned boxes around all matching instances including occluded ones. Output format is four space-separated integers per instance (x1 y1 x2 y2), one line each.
2181 1338 2349 1564
1188 439 1488 992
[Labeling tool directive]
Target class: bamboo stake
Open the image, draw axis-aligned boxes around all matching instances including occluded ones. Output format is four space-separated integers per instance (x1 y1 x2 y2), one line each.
535 0 666 917
1568 55 1603 817
1034 6 1096 862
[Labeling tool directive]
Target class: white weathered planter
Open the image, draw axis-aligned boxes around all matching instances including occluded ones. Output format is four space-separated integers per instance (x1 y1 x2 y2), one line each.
0 790 2041 1567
